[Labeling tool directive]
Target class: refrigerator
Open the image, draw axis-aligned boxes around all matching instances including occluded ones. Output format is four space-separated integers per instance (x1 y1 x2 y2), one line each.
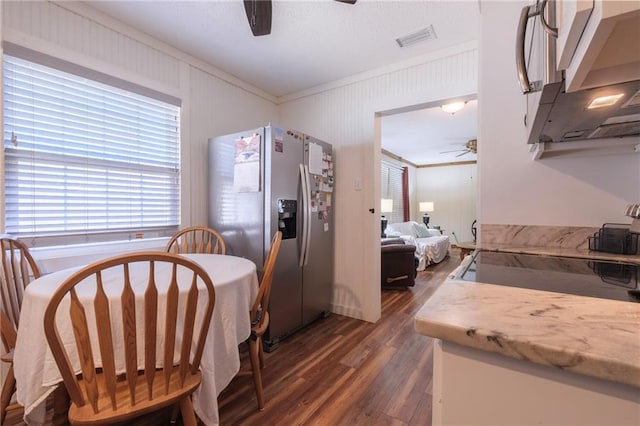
208 125 334 351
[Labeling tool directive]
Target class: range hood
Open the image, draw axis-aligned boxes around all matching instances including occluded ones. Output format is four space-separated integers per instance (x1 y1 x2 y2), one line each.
527 79 640 144
517 1 640 158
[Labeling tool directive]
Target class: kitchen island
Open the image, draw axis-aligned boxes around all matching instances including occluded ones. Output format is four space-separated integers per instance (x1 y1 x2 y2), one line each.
415 229 640 425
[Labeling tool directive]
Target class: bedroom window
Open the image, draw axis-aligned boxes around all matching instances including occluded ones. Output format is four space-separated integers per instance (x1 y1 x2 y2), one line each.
381 160 404 224
3 52 181 247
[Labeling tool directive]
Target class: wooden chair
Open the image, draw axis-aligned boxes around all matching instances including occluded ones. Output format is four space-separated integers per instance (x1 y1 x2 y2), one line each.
240 231 282 411
1 234 41 424
165 226 226 255
164 225 226 425
43 252 216 425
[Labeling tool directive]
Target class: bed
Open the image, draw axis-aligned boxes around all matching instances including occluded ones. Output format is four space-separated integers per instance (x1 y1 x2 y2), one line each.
384 221 450 271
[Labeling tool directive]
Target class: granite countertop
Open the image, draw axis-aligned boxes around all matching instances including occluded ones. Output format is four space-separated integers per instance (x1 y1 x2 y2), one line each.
415 245 640 389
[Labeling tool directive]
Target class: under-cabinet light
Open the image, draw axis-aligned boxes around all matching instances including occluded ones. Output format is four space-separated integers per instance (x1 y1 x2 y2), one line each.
587 94 624 109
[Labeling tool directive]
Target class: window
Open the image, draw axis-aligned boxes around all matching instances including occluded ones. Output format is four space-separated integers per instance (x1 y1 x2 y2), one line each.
3 53 181 247
381 160 404 224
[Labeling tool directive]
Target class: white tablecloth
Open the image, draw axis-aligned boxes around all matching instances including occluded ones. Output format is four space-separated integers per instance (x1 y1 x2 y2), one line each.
13 253 258 426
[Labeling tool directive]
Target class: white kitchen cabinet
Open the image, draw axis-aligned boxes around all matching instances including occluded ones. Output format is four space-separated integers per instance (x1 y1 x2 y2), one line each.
555 0 594 70
432 340 640 426
559 0 640 92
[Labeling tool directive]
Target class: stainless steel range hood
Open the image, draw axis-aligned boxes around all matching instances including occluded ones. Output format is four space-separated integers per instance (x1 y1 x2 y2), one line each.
528 79 640 144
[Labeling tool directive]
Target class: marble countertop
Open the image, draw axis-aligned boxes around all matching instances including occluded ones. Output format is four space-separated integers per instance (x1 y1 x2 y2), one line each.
476 242 640 264
415 245 640 389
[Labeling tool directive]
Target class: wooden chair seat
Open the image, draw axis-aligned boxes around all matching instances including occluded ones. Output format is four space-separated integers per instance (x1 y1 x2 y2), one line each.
68 369 202 425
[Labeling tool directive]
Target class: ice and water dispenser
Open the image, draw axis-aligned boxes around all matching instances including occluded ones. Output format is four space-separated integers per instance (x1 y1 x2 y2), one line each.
278 199 297 240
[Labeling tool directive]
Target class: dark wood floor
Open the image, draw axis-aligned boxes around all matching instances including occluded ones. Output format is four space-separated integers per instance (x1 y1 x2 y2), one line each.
5 250 459 426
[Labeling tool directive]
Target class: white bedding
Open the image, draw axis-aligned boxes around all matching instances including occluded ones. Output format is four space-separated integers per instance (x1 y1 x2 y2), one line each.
385 221 451 271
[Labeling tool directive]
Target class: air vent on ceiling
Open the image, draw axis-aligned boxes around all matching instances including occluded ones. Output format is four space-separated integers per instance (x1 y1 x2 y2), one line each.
396 25 437 48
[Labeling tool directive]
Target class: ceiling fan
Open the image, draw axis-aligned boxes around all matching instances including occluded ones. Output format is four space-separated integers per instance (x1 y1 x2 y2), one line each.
243 0 357 36
440 138 477 157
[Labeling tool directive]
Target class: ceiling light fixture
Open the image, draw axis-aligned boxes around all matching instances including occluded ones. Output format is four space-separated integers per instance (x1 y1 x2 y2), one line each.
441 101 466 115
587 93 624 109
396 25 437 48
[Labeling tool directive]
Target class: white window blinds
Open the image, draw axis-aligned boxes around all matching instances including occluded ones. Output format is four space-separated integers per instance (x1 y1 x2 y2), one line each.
381 160 404 224
3 54 180 247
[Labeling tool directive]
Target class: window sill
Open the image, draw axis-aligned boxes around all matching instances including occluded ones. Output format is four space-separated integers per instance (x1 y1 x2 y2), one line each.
31 238 169 274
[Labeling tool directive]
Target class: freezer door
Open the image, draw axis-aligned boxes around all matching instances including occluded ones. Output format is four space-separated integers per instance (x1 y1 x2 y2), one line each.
208 128 265 268
302 136 334 324
264 126 305 342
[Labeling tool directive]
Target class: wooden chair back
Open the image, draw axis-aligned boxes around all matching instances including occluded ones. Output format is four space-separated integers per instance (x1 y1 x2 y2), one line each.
0 234 41 353
165 226 226 255
1 235 41 423
251 231 282 333
43 252 215 425
242 231 282 410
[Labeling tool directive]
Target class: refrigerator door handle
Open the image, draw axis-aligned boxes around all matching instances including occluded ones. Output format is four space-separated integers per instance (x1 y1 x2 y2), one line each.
299 164 309 267
303 164 312 266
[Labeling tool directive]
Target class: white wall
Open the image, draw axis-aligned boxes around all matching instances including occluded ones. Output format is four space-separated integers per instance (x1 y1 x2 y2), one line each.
1 1 278 270
279 44 478 322
416 164 477 243
477 1 640 232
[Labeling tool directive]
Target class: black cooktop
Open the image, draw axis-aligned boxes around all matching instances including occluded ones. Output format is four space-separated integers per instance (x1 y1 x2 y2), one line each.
458 251 640 303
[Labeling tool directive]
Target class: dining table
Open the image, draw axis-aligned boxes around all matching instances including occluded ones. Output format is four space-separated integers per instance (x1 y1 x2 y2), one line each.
13 252 258 426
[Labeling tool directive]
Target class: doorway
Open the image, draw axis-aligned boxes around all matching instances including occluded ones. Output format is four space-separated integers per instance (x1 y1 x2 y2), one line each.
377 95 478 248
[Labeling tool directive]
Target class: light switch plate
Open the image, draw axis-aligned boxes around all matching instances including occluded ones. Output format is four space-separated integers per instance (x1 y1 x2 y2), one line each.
354 178 362 191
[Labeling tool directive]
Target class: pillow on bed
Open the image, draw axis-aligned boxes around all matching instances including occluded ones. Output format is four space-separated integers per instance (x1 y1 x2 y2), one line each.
426 229 442 237
385 230 402 238
413 222 430 238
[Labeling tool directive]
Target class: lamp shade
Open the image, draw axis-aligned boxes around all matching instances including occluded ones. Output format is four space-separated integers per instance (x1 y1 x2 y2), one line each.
381 199 393 213
419 202 434 212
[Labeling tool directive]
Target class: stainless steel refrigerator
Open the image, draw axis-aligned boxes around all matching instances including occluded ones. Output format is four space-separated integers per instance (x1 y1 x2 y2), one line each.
208 125 334 351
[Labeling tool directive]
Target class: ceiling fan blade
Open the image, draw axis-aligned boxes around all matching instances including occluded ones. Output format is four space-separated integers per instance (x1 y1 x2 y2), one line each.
440 149 464 154
335 0 357 4
243 0 272 36
455 150 471 157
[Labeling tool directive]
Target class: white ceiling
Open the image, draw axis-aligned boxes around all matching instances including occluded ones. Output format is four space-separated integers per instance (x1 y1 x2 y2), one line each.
382 99 478 166
83 0 480 165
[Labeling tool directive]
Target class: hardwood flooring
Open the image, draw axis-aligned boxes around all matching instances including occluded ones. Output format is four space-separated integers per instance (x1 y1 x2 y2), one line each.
4 250 459 426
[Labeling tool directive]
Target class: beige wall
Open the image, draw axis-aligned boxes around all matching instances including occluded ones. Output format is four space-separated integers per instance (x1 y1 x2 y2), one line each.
415 164 477 243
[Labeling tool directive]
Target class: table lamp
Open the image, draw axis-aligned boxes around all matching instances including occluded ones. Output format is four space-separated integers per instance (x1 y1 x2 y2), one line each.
419 202 434 227
381 198 393 237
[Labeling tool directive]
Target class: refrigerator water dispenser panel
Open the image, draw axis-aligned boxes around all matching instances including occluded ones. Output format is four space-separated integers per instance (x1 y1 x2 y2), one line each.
278 199 297 240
